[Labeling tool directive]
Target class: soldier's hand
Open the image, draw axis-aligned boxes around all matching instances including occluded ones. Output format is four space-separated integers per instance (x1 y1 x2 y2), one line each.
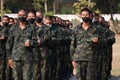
0 35 5 40
25 39 30 47
72 61 77 68
92 37 98 43
8 59 13 68
38 39 41 45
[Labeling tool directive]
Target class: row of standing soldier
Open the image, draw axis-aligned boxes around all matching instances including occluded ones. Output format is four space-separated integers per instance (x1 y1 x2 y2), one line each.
0 8 115 80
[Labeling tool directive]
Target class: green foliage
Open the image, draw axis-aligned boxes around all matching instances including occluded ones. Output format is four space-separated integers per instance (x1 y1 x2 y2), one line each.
71 18 81 27
45 11 54 16
2 0 120 14
94 0 120 14
118 2 120 13
59 6 73 14
32 0 44 11
73 0 96 14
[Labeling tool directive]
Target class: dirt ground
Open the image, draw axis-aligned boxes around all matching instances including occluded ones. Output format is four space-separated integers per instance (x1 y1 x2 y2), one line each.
109 34 120 80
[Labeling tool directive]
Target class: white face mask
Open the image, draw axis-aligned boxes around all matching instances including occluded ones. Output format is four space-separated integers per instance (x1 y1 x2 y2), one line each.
48 24 52 27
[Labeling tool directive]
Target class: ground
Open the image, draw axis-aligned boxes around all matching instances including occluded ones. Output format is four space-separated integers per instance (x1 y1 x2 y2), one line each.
109 34 120 80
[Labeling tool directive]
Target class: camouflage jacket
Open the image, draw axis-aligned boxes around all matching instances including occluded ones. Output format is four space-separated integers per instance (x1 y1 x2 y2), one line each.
6 24 35 61
70 24 98 62
0 26 8 55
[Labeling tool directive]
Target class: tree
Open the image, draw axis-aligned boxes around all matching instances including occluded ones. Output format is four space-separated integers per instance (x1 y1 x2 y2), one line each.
73 0 96 14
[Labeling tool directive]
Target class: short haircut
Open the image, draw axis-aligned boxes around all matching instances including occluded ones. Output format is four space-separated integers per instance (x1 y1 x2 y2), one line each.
9 17 14 21
2 15 9 19
18 9 27 15
80 8 91 14
45 15 52 20
36 11 43 14
28 10 36 16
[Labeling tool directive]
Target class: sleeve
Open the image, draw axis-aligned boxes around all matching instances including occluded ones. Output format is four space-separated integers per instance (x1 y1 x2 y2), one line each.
38 28 47 47
6 27 14 60
28 26 39 48
107 30 115 45
70 28 77 57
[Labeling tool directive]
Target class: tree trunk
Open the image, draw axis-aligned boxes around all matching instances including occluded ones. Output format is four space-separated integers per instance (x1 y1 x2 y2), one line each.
88 0 91 9
109 0 118 33
53 0 56 14
1 0 3 18
44 0 48 13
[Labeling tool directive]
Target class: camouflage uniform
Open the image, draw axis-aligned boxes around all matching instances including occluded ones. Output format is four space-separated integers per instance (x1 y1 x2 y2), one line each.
106 29 115 78
5 24 14 80
60 27 73 79
100 27 112 80
70 24 98 80
6 24 35 80
0 25 8 80
29 24 41 80
55 25 65 80
45 24 58 80
92 24 107 80
37 24 54 80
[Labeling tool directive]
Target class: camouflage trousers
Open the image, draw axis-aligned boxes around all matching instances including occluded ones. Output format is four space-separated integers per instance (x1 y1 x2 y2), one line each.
33 61 41 80
0 55 6 80
41 56 57 80
106 47 113 78
13 60 33 80
74 61 96 80
5 64 13 80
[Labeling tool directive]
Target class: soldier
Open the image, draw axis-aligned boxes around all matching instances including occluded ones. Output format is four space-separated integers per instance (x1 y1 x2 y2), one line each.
92 13 106 80
36 11 43 19
27 11 42 80
0 15 9 80
35 12 47 80
6 9 35 80
39 15 55 80
9 17 15 27
104 21 115 79
4 17 15 80
61 20 73 79
70 8 98 80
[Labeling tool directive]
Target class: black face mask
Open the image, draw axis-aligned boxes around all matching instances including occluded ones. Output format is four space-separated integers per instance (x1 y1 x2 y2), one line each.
89 18 93 23
35 17 43 23
18 17 26 22
2 22 9 26
27 18 35 24
82 17 90 23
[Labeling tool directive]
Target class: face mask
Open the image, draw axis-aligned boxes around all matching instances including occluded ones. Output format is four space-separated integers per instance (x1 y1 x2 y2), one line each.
27 18 35 24
89 18 93 23
9 24 13 26
82 17 90 23
18 17 26 22
2 22 9 26
35 17 43 23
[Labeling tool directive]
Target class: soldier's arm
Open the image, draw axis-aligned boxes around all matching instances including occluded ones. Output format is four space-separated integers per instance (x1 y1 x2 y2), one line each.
28 27 39 47
0 27 8 40
70 28 77 57
6 27 14 60
106 30 115 45
37 29 47 47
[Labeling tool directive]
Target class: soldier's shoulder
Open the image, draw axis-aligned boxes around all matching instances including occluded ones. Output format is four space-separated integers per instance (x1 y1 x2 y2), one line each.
9 23 19 30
